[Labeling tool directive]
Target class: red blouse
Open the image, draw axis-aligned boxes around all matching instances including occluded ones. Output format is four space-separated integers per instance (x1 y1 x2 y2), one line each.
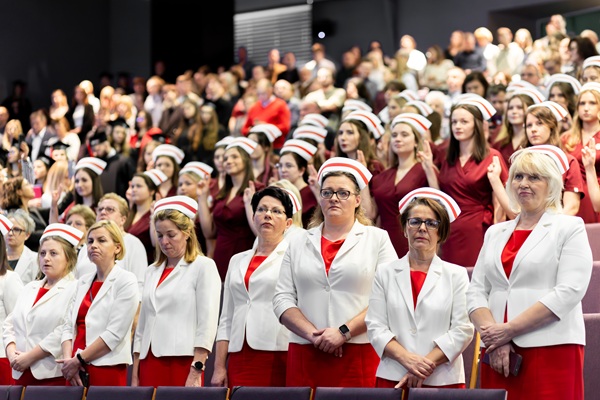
33 287 50 306
73 281 103 356
157 267 174 287
321 237 345 276
244 255 268 289
410 270 428 310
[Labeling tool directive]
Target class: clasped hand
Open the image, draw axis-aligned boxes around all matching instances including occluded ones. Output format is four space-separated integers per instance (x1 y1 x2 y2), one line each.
480 322 513 352
312 327 345 357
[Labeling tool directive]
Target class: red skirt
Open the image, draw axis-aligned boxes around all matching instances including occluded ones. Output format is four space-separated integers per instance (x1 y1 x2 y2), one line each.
15 368 65 386
0 358 13 385
480 344 584 400
139 349 197 387
376 376 465 389
286 343 379 388
67 364 128 386
228 340 287 388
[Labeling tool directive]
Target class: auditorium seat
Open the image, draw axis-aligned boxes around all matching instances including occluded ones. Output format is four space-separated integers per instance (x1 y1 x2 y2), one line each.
313 387 401 400
407 388 507 399
23 386 84 400
230 386 312 400
85 386 154 400
155 386 228 400
584 313 600 398
583 262 600 313
0 386 23 400
585 223 600 261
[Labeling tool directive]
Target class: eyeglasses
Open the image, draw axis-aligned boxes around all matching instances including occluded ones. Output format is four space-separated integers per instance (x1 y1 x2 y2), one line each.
407 218 440 230
320 189 354 200
8 227 25 235
255 206 286 217
97 206 117 214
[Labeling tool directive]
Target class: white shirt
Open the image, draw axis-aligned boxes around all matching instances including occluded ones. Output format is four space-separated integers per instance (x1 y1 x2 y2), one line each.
13 246 38 285
31 127 46 161
0 271 24 357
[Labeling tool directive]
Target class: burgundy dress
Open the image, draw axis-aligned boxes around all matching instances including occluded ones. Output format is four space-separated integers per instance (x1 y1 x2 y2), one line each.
212 183 265 280
439 149 508 266
492 141 518 167
126 211 153 264
300 186 318 228
562 132 600 223
370 165 429 257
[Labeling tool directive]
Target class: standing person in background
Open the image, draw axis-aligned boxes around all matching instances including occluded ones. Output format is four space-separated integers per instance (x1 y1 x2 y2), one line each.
66 86 95 148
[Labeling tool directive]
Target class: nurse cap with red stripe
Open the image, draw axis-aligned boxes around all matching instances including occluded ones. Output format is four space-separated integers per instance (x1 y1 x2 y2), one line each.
545 73 582 96
299 113 329 128
343 110 385 139
293 125 328 143
154 195 198 220
581 82 600 95
40 223 84 247
215 136 235 148
510 145 570 174
527 101 568 122
398 188 462 223
152 144 185 164
226 137 258 155
391 113 432 136
0 215 13 237
398 90 419 102
342 99 373 114
507 80 539 93
510 87 546 104
583 55 600 70
180 162 213 180
280 139 317 160
75 157 107 176
143 169 169 187
317 157 372 190
404 100 434 116
456 95 497 121
282 188 302 214
249 124 283 143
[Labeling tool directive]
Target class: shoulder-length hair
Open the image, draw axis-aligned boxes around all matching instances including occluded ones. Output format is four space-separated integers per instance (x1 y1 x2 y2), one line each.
217 147 254 200
399 197 451 244
87 220 126 261
447 104 489 165
124 173 159 230
153 209 202 265
73 167 104 209
335 120 379 167
565 88 600 152
522 106 562 148
494 94 534 147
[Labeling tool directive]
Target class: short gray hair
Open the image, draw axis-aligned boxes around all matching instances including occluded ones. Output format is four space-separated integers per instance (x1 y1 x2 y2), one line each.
7 209 35 234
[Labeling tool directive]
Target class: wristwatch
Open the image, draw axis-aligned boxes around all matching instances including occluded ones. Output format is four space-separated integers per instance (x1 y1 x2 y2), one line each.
191 360 205 371
76 353 89 366
338 324 351 341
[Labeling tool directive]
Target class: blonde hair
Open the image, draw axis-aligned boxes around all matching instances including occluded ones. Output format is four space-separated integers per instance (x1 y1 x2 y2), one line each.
270 179 303 227
506 151 563 213
99 193 129 218
153 209 202 265
46 161 71 194
39 236 78 275
87 220 125 261
565 89 600 152
66 205 96 230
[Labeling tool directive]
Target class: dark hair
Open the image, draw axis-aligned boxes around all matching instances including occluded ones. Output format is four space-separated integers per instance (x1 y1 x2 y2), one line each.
346 78 372 105
426 111 442 143
124 172 159 230
336 119 378 167
248 131 272 152
279 151 309 182
217 147 255 200
447 104 489 165
487 84 507 97
0 235 8 276
155 155 180 189
383 80 406 93
251 186 294 218
462 72 489 97
570 36 599 63
548 82 577 116
73 168 104 208
135 109 153 131
399 197 451 244
1 177 27 209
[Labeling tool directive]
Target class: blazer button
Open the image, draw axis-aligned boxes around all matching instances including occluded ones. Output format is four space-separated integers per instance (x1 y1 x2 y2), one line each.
325 286 330 292
410 329 417 335
246 300 250 304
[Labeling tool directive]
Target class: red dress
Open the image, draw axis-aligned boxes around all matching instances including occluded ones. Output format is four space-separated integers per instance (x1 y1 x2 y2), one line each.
439 149 508 266
138 268 197 387
300 186 318 229
480 229 584 400
286 237 379 388
227 255 287 388
72 282 127 386
562 132 600 223
492 141 517 167
212 183 265 280
126 211 153 264
370 165 428 257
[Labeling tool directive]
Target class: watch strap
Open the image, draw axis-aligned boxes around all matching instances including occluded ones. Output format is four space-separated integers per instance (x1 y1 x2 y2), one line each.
338 324 351 341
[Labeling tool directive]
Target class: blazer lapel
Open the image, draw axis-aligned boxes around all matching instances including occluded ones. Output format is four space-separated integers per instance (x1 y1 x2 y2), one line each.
333 221 364 260
415 256 442 310
237 251 255 294
394 257 416 324
511 212 552 277
493 218 517 281
30 275 74 311
90 266 119 307
74 273 95 314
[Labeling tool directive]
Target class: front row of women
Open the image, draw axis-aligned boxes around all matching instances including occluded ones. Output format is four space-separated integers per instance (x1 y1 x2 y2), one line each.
0 150 592 399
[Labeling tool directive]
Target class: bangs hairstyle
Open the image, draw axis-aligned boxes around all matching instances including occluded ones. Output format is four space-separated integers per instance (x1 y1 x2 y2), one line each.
389 121 424 168
251 186 294 219
39 236 78 275
447 104 489 165
73 168 104 208
494 94 534 147
308 171 372 228
217 147 255 200
507 151 563 213
270 179 303 227
87 220 126 261
523 106 561 148
153 209 202 265
548 82 577 116
279 151 309 182
399 197 451 244
155 155 181 188
66 204 97 229
565 89 600 152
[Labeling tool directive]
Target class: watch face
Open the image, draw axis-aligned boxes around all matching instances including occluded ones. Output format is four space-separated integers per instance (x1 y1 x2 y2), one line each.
339 325 350 334
193 361 204 370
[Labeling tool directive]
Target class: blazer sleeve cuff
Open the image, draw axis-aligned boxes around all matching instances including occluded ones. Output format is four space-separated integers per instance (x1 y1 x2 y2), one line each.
273 301 296 321
434 334 464 363
538 296 569 320
38 340 62 359
372 332 395 358
99 332 120 351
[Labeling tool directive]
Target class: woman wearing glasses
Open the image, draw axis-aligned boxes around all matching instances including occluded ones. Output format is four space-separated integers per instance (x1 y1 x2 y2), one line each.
366 188 473 390
274 158 397 388
6 210 38 285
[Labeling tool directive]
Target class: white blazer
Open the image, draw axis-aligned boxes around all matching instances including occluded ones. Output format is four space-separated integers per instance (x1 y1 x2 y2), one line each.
366 255 474 385
76 233 148 299
14 246 38 285
467 212 592 347
217 240 290 352
133 255 221 358
3 275 77 379
0 271 24 357
273 221 397 344
62 266 138 366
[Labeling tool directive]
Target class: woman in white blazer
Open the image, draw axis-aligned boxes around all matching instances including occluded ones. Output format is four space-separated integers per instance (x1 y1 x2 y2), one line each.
0 215 24 384
212 187 293 388
467 146 593 400
6 210 38 285
366 188 473 390
60 220 138 386
132 196 220 387
273 158 397 388
4 223 82 385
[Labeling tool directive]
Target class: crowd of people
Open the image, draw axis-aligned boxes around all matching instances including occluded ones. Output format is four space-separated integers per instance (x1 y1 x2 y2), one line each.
0 12 596 399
